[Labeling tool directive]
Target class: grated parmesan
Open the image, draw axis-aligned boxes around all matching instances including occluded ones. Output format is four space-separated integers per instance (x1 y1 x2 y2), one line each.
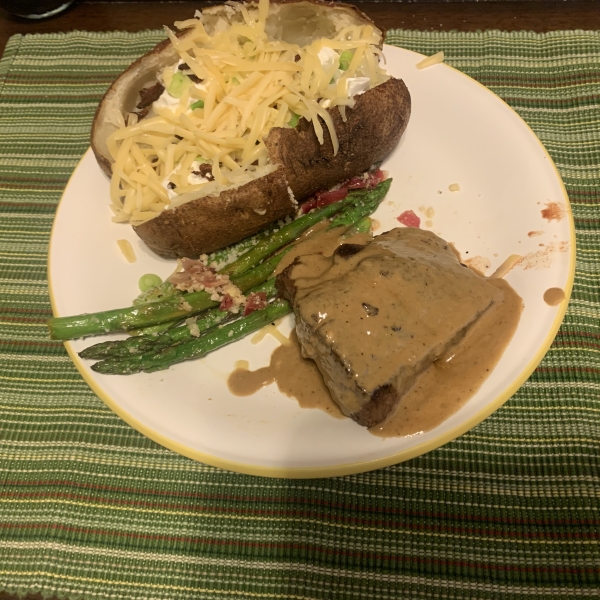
186 317 201 337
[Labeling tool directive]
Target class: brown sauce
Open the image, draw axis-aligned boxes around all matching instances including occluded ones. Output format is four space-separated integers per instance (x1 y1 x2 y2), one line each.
227 226 523 438
228 278 522 437
273 221 371 276
287 228 504 418
543 287 565 306
229 222 369 418
372 278 522 437
228 329 343 419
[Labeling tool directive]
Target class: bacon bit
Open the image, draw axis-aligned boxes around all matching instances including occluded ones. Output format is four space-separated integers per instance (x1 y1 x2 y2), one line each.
194 163 214 181
243 292 268 316
168 258 247 314
220 295 234 311
137 82 165 109
168 258 226 292
369 169 386 186
133 107 149 122
397 210 421 228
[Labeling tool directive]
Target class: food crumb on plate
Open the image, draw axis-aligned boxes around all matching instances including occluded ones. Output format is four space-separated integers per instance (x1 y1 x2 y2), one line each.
463 255 491 276
541 201 565 222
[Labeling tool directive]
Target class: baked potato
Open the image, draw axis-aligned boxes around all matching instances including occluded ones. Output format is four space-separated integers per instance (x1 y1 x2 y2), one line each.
91 0 411 258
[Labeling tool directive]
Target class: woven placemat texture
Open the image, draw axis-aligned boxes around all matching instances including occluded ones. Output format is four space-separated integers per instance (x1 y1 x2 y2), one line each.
0 29 598 600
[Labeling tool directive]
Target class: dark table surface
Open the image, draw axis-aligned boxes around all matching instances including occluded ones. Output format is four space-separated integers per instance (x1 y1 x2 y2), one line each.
1 0 600 56
0 1 599 599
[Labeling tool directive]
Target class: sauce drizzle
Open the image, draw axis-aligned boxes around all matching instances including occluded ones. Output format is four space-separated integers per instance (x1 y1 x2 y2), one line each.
543 287 565 306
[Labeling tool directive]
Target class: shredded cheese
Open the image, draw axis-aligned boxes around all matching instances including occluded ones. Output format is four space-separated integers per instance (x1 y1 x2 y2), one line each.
251 323 291 346
107 0 389 225
416 51 445 70
490 254 522 279
117 239 137 263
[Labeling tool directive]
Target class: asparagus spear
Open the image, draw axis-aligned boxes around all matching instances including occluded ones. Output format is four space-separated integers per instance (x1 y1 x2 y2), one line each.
328 178 392 229
127 321 178 338
79 279 276 359
91 299 291 375
346 216 373 235
206 222 277 270
219 181 390 277
48 251 285 341
82 179 393 374
50 179 392 342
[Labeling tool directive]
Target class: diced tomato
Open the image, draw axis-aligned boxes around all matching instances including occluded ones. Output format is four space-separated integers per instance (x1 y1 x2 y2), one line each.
300 188 348 213
368 168 386 187
300 169 386 213
316 187 348 207
243 292 268 316
219 294 234 311
346 177 367 190
347 169 386 190
300 196 318 214
397 210 421 228
168 258 227 293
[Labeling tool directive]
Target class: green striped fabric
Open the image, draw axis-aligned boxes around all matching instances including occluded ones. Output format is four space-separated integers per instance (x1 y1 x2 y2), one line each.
0 29 598 599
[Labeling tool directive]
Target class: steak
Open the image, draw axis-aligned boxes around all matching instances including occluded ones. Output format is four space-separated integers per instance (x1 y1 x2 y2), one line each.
276 227 503 427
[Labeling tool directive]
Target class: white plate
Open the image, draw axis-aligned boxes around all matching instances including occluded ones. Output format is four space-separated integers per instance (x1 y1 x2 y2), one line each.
48 46 575 478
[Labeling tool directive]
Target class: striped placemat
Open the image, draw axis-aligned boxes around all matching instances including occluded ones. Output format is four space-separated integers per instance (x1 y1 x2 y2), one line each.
0 29 598 600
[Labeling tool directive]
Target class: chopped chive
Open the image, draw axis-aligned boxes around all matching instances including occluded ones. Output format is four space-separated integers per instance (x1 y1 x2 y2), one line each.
288 112 300 128
138 274 163 292
168 72 192 98
339 50 353 71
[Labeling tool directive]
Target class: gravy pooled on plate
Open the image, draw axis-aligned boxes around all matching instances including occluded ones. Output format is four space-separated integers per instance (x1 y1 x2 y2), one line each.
229 227 522 437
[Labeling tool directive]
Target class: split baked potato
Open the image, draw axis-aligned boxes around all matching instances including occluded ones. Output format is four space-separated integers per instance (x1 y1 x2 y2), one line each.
91 0 411 258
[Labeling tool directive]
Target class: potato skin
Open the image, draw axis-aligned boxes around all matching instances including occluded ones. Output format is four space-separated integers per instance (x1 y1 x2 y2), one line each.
133 78 410 258
91 1 410 259
91 36 181 178
133 167 293 259
265 78 410 200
